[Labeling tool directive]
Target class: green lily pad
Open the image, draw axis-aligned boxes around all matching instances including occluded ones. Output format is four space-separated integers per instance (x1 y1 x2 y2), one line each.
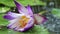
0 25 49 34
0 0 46 7
0 7 10 13
0 14 8 26
52 8 60 18
17 0 46 6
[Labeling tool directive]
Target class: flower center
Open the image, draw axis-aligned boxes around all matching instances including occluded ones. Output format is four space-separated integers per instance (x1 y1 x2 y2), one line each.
19 16 29 28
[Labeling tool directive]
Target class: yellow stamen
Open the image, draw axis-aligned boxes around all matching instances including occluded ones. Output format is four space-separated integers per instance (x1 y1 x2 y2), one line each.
19 16 29 28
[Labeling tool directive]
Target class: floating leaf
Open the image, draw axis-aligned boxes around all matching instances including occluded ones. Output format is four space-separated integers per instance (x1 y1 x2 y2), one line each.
0 7 10 13
0 0 46 7
0 14 8 26
2 25 49 34
52 8 60 18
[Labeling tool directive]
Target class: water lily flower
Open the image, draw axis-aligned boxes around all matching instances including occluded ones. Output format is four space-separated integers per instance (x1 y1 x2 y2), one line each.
4 0 34 32
3 0 47 32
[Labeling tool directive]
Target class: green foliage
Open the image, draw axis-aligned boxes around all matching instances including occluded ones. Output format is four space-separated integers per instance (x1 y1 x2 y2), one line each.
0 7 10 13
52 8 60 18
0 25 49 34
0 0 46 7
0 14 8 26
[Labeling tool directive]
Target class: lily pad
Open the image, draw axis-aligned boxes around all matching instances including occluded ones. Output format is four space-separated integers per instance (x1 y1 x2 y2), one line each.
0 25 49 34
52 8 60 18
0 0 46 7
0 14 8 26
0 7 10 13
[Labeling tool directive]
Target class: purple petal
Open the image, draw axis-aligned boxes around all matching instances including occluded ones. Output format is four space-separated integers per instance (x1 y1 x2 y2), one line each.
14 0 29 15
7 19 19 29
37 14 47 24
34 14 47 25
4 12 21 20
4 14 15 20
7 12 20 18
24 18 34 28
26 5 33 16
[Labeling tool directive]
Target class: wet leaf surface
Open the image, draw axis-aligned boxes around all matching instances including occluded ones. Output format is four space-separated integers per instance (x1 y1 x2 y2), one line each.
0 25 49 34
